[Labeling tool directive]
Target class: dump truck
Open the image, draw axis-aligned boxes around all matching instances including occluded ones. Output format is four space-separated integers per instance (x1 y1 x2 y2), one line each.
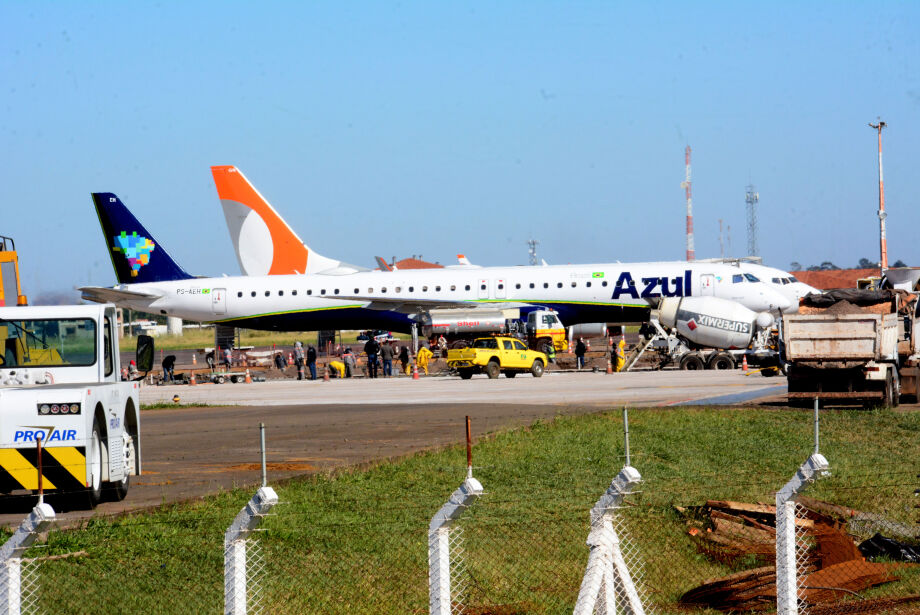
446 336 547 379
0 303 153 505
781 289 920 407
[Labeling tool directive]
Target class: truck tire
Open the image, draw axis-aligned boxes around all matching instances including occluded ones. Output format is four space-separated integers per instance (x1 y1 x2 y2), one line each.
707 352 735 370
458 369 474 380
504 371 517 378
680 353 705 371
530 359 545 378
885 372 899 408
87 419 104 507
216 375 226 384
112 432 135 501
486 360 501 379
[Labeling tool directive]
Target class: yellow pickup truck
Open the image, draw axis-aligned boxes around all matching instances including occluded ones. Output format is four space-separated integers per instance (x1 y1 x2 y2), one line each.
447 336 547 379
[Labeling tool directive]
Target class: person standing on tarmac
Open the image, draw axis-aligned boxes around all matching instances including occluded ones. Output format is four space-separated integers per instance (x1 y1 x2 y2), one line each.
293 341 305 380
546 343 556 365
398 345 410 375
380 341 394 377
364 336 380 378
575 337 587 370
342 347 356 377
306 344 318 380
614 338 627 372
416 344 433 375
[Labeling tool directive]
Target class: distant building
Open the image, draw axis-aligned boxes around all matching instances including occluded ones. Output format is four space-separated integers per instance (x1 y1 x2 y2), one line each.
393 257 443 270
791 268 879 291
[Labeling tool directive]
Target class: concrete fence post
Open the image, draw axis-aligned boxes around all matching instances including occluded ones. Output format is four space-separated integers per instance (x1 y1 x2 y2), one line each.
573 465 644 615
775 454 829 615
428 475 483 615
224 486 278 615
0 503 55 615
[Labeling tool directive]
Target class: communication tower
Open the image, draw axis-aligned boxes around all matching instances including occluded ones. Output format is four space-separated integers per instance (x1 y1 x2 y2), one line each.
681 146 695 260
745 185 759 257
527 238 539 266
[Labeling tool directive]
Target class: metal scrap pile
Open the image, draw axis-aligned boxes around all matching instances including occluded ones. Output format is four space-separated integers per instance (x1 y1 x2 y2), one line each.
678 497 919 613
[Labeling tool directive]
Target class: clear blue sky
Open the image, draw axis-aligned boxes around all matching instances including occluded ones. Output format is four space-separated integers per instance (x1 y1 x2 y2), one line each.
2 2 918 302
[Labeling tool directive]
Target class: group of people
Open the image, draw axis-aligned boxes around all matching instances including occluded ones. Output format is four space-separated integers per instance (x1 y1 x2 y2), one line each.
362 337 432 378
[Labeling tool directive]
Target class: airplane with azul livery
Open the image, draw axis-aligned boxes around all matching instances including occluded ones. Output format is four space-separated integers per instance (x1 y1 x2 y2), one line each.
79 192 791 331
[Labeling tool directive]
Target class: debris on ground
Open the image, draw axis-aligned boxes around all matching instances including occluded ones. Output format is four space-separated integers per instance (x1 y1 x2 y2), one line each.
678 498 916 612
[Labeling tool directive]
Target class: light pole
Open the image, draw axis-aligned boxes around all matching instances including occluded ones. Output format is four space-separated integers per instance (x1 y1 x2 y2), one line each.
868 118 888 272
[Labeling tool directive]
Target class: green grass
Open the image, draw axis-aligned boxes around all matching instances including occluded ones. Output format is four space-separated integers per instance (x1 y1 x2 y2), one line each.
8 407 920 614
146 328 411 351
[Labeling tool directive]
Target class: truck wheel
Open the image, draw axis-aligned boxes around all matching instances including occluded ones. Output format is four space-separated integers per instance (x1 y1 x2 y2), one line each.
216 375 226 384
530 359 545 378
680 353 705 371
504 371 517 378
707 352 735 370
87 420 104 507
885 372 899 408
486 360 501 379
112 432 135 501
459 369 474 380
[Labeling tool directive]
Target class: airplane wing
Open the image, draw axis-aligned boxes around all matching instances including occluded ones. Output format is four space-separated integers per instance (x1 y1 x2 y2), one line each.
78 285 161 304
335 295 530 313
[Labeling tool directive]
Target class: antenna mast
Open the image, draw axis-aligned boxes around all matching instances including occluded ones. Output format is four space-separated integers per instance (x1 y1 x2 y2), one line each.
681 146 695 260
745 184 759 257
869 118 888 272
527 238 539 266
718 219 724 259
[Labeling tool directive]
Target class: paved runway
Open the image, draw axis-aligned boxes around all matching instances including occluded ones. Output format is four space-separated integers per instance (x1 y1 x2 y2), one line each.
1 371 787 527
140 369 786 408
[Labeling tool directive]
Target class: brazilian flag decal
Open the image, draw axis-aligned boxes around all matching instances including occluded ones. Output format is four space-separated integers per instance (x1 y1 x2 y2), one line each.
592 272 604 278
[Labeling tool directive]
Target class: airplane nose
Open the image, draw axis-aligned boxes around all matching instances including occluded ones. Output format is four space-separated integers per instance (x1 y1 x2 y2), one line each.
763 289 792 312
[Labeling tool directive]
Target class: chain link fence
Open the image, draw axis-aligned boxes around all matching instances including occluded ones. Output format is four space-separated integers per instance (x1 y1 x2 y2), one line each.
2 430 918 614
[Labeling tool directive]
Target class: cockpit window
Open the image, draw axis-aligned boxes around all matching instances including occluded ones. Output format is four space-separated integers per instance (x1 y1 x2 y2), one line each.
789 276 799 283
732 274 743 283
772 277 782 284
743 273 760 282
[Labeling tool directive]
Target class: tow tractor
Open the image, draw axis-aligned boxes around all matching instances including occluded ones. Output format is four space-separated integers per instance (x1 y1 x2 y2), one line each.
0 303 152 506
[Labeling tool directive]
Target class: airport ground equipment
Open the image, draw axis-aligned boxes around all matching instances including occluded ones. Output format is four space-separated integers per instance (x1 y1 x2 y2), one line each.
782 289 920 407
624 296 778 372
0 235 27 307
446 336 548 379
0 303 151 505
420 308 567 354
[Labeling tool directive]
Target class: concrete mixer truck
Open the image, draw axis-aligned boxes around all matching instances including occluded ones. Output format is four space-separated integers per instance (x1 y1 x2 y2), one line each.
624 296 779 372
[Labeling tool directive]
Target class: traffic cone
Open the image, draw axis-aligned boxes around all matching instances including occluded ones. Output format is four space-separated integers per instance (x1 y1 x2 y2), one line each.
742 355 748 372
323 365 330 381
606 355 613 375
587 339 591 351
189 371 197 386
413 362 419 380
244 369 252 384
192 353 197 365
288 352 294 366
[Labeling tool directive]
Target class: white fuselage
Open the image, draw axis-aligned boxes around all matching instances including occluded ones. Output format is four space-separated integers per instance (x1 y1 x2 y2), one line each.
92 261 791 332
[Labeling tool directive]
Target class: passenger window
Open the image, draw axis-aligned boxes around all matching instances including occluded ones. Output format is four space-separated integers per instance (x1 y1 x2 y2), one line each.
237 292 242 298
732 274 743 284
278 290 283 296
307 290 313 295
436 286 441 291
450 285 456 291
265 291 270 296
334 289 340 295
480 284 486 290
503 340 514 350
602 281 608 287
409 286 414 292
422 286 428 292
292 290 297 296
571 282 576 287
395 287 401 293
321 289 326 295
381 287 386 293
498 283 504 290
513 340 527 350
586 281 591 288
515 283 521 289
465 285 470 291
530 283 535 289
543 283 549 288
251 291 256 297
557 283 563 288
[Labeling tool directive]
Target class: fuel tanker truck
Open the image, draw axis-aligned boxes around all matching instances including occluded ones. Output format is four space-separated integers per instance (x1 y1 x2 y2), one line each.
418 308 568 354
626 296 779 371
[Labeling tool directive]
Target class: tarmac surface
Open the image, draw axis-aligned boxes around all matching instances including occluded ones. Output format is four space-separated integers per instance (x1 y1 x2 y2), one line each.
1 370 788 527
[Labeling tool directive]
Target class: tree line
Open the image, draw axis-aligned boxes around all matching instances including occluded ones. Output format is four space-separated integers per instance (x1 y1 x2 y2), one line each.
789 258 908 271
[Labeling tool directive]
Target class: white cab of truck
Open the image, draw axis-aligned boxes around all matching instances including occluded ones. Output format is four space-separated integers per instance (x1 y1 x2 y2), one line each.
0 303 152 506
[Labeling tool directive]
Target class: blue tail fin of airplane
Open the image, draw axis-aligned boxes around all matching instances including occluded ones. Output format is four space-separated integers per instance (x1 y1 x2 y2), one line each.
92 192 193 284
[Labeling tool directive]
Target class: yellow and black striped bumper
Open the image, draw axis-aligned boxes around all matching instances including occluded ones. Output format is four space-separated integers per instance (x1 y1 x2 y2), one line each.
0 446 87 492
